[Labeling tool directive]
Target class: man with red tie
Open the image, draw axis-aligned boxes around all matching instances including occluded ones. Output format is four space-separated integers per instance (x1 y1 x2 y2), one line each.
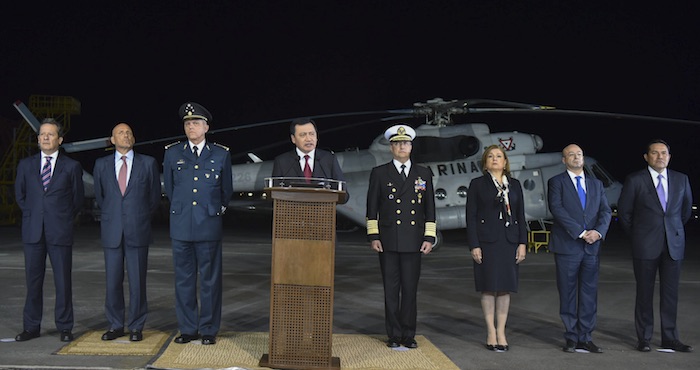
14 118 84 343
93 123 161 342
271 118 348 203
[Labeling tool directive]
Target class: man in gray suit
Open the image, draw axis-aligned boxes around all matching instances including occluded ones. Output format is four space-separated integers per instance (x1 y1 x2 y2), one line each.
617 139 693 353
93 122 161 342
548 144 611 353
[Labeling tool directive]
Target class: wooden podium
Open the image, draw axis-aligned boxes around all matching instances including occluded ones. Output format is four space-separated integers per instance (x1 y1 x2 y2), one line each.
259 180 346 370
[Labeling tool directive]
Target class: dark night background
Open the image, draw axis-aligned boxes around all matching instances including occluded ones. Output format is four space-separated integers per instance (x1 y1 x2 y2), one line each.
1 1 699 191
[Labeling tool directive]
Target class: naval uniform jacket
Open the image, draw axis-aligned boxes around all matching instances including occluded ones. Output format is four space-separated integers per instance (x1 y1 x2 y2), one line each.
163 141 234 241
366 162 436 249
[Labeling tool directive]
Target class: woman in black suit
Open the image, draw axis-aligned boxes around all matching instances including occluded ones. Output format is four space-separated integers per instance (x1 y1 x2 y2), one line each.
466 144 527 351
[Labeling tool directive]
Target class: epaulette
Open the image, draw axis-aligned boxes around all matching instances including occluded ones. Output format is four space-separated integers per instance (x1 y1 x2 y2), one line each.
164 141 181 150
212 142 230 151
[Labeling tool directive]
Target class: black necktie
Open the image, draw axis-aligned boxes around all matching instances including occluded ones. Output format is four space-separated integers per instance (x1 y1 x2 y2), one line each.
400 164 407 180
193 146 199 158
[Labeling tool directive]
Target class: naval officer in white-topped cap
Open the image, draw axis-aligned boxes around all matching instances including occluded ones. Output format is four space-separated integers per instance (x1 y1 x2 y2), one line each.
366 124 436 349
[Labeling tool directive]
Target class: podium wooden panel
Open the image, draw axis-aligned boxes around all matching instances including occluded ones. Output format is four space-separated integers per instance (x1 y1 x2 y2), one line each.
260 187 345 370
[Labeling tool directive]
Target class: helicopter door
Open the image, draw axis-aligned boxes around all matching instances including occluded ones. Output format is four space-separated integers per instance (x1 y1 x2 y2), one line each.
512 168 551 223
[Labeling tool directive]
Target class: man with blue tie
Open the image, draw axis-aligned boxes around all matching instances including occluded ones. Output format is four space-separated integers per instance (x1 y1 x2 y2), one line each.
14 118 84 342
617 139 693 353
163 102 233 345
93 123 161 342
548 144 612 353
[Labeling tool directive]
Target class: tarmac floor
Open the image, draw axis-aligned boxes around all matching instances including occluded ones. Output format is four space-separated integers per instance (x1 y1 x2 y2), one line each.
0 211 698 370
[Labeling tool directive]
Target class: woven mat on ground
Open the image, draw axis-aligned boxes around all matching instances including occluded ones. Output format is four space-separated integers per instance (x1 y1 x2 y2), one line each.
148 332 459 370
56 330 170 356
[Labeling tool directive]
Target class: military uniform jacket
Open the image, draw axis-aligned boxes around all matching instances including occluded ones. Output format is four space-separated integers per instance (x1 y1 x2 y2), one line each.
163 141 233 241
366 162 436 251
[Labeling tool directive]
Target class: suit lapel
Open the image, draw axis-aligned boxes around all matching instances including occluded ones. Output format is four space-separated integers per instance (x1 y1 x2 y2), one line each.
32 154 43 186
45 154 65 192
290 151 304 177
124 154 142 196
645 172 665 211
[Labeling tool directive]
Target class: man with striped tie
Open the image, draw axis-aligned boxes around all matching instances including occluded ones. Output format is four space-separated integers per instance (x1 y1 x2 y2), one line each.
14 118 84 343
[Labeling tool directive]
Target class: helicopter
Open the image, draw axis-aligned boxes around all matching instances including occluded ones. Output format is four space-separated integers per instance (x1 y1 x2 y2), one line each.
221 98 626 246
15 97 698 247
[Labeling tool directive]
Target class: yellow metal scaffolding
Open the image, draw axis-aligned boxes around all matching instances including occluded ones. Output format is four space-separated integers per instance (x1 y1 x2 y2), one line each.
0 95 81 225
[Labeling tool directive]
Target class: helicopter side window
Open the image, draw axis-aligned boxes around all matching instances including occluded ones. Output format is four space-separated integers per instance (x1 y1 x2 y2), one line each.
589 164 614 188
411 136 480 163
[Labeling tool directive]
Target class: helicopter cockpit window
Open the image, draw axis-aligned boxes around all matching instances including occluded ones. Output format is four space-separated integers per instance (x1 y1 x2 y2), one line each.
588 163 614 188
411 136 480 163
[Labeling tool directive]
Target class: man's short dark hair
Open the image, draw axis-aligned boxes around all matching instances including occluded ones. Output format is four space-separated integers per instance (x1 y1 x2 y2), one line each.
40 118 64 137
289 117 318 135
647 139 670 154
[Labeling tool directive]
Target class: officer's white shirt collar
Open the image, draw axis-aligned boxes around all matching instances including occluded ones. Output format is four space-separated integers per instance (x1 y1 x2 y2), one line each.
189 140 205 155
41 150 59 176
566 169 586 192
296 148 315 171
393 159 411 174
114 150 134 163
648 166 668 187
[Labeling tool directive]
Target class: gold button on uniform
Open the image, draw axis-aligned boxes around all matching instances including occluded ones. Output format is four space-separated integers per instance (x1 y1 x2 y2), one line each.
396 199 401 203
411 210 416 214
194 165 199 169
411 221 416 225
193 189 198 193
194 177 199 181
396 210 401 214
396 220 401 225
192 201 197 206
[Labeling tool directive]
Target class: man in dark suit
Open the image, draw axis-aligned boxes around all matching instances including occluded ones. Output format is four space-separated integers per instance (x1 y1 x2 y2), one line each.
548 144 612 353
14 118 84 342
163 102 233 345
271 117 348 203
366 124 436 349
93 122 161 342
617 139 693 353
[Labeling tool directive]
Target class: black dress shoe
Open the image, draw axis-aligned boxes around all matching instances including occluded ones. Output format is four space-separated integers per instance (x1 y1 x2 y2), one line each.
485 344 497 351
636 341 651 352
60 330 74 342
402 337 418 349
129 331 143 342
174 333 200 344
15 330 40 342
101 329 125 341
386 337 401 348
562 339 576 353
496 344 509 351
201 335 216 345
661 340 693 352
577 341 603 353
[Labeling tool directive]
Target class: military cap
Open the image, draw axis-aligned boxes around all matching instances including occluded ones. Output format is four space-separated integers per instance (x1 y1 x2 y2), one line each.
180 102 212 122
384 124 416 142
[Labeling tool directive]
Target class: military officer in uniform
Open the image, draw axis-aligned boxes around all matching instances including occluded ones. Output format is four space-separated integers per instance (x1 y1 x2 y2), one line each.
163 102 233 345
366 124 436 349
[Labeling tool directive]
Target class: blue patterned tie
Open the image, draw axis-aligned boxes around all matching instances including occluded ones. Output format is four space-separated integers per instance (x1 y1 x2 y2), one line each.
41 156 52 191
576 176 586 209
657 174 666 211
